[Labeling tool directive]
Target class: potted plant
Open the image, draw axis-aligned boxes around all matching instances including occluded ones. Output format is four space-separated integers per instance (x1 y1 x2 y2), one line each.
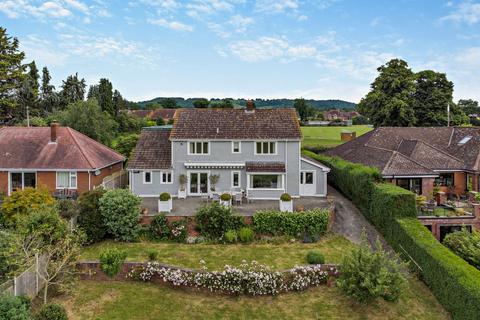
158 192 172 213
279 193 293 212
220 193 232 207
209 174 220 192
178 174 187 199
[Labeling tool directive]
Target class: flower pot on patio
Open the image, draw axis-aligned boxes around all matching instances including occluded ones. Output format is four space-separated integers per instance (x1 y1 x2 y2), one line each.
279 193 293 212
220 193 232 207
158 192 172 213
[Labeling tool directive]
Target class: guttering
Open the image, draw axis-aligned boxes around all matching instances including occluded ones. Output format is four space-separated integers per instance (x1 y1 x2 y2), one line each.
383 175 439 179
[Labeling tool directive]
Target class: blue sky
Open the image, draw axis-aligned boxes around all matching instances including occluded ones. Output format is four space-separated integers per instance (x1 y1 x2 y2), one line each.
1 0 480 102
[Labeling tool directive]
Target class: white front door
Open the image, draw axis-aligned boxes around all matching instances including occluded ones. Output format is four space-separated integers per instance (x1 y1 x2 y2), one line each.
300 171 316 196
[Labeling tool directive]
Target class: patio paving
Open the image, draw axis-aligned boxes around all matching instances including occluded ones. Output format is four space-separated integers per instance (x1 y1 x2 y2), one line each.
141 196 333 216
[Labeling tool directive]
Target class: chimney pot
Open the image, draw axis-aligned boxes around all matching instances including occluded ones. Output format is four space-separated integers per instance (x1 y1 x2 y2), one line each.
50 121 59 143
246 99 255 110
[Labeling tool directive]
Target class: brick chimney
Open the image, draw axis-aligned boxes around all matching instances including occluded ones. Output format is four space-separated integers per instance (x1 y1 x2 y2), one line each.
246 99 255 111
50 121 59 143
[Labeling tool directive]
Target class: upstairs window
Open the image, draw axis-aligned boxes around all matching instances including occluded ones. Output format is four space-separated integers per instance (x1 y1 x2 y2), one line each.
255 141 276 155
232 141 241 153
189 141 209 154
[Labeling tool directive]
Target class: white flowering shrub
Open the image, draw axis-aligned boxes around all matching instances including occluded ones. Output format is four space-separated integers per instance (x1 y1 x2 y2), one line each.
127 260 333 295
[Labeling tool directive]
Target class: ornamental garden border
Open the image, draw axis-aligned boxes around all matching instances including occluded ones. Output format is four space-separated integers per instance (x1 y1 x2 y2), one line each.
77 261 339 296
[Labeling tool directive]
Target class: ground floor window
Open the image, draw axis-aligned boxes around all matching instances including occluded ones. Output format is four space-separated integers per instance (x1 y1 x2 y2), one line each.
396 178 422 195
440 225 472 242
57 171 77 189
232 171 240 188
251 174 282 189
10 172 36 193
435 173 454 187
161 171 172 184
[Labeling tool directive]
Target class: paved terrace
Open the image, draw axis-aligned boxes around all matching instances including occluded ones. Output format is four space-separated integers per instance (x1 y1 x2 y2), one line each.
141 196 333 216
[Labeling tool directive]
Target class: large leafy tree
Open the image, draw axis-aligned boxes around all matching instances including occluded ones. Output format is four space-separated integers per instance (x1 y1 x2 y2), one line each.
294 98 314 122
358 59 416 127
88 78 115 116
159 97 178 109
458 99 479 116
60 73 86 107
0 27 25 124
55 99 118 146
193 98 210 108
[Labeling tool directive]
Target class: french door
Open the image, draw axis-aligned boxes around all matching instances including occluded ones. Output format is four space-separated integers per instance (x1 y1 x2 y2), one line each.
189 172 209 195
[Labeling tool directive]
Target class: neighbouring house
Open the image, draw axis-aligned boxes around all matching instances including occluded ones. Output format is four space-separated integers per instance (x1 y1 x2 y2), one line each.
127 109 177 123
0 123 125 197
128 102 330 205
326 126 480 241
325 127 480 198
323 110 360 121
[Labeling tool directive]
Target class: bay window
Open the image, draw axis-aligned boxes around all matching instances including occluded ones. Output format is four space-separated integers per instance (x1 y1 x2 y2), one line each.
251 174 282 189
57 171 77 189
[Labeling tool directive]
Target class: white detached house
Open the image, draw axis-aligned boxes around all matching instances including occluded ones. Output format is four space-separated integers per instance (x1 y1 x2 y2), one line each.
127 102 330 202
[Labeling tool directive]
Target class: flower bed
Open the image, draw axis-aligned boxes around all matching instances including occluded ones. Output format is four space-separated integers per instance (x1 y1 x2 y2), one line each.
127 261 338 296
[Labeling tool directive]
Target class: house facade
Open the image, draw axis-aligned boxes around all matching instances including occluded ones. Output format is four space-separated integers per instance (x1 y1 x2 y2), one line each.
326 127 480 198
323 110 360 121
0 123 125 197
128 104 330 202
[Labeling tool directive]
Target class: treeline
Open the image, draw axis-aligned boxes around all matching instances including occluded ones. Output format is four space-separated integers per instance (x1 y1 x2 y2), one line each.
0 27 145 158
137 97 357 110
358 58 479 127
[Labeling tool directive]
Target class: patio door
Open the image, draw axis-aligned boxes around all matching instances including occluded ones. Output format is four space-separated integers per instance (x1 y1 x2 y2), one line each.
300 171 315 196
189 172 209 195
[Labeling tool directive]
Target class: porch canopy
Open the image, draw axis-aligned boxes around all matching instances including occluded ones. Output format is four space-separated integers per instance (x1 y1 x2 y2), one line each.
184 162 245 169
245 162 286 173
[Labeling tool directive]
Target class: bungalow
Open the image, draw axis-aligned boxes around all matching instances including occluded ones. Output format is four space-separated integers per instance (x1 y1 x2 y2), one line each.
325 127 480 199
0 123 125 197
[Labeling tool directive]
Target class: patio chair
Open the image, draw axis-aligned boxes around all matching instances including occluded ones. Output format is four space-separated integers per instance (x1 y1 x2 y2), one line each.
245 191 253 204
234 193 242 206
211 193 220 202
201 194 209 203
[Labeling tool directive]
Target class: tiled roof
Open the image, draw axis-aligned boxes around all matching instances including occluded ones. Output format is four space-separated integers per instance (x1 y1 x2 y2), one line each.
326 127 480 176
0 126 124 170
246 162 286 173
127 127 172 169
170 108 302 140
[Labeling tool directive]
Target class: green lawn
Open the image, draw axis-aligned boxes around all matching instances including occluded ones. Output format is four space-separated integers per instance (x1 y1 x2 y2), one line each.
52 278 448 320
80 234 354 270
301 125 373 148
58 234 449 319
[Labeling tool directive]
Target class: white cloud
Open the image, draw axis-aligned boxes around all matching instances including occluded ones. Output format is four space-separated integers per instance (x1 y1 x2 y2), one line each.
297 14 308 21
229 14 254 33
440 0 480 24
455 47 480 67
148 18 194 31
226 36 290 62
370 17 382 27
64 0 89 14
186 0 239 18
255 0 299 13
37 2 72 17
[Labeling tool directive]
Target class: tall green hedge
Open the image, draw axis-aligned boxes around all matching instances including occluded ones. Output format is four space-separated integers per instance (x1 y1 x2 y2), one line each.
303 149 480 319
253 209 330 238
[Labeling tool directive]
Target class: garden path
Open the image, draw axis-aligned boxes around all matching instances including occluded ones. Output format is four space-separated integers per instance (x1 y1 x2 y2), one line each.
329 186 393 252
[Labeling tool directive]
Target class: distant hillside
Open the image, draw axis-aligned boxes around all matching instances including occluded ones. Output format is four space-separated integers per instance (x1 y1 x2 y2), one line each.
136 97 357 110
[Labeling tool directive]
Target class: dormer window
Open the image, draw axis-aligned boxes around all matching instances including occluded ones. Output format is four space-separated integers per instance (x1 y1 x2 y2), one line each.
189 141 209 155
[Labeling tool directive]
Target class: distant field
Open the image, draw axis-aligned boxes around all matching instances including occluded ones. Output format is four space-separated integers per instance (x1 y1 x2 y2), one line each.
301 125 373 148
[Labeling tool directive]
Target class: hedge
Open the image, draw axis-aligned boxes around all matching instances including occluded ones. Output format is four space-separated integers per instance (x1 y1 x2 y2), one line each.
253 209 330 238
302 149 480 319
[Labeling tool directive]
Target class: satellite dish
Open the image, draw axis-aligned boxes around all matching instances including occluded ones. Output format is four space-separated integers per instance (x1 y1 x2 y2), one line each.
94 170 101 176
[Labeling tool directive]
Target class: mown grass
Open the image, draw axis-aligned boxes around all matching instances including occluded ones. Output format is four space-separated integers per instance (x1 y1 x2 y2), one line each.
80 234 354 270
53 278 449 320
301 125 373 148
